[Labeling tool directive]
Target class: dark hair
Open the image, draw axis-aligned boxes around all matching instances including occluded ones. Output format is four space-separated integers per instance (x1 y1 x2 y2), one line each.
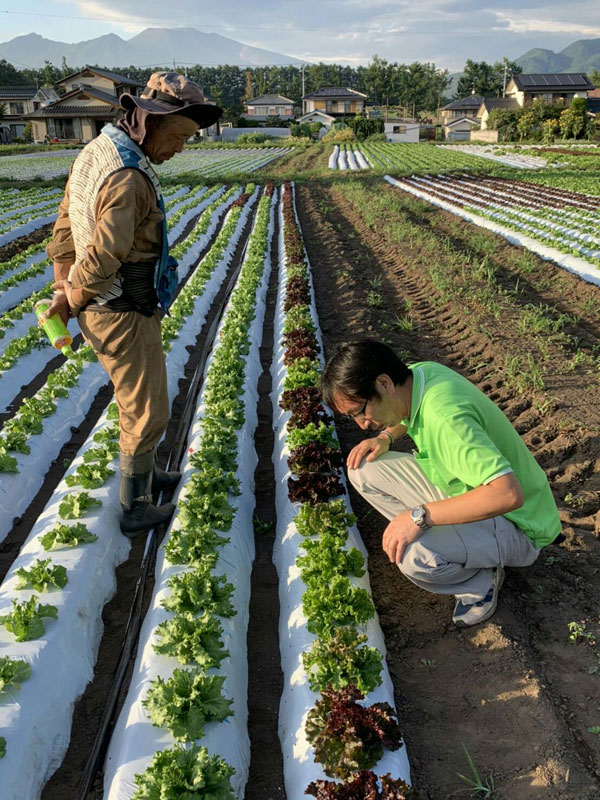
320 340 411 411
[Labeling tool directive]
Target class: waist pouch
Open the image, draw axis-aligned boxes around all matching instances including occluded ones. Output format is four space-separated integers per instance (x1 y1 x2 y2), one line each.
87 262 158 316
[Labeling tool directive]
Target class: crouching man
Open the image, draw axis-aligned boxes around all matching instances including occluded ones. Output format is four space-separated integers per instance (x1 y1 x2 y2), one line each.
320 340 561 627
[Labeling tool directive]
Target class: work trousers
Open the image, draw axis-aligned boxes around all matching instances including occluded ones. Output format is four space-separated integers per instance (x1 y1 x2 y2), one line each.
348 452 540 603
78 309 169 471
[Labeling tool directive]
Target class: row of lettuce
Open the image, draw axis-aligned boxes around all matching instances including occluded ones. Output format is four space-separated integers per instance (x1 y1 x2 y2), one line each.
271 182 414 799
0 183 258 798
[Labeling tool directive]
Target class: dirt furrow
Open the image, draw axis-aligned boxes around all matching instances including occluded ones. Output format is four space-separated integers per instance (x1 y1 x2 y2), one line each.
296 179 600 800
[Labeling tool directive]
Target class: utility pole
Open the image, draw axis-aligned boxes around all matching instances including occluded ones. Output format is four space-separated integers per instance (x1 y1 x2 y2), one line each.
502 63 508 97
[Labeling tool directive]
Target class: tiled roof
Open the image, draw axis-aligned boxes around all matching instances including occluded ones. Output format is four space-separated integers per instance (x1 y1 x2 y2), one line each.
59 65 143 87
479 98 520 112
26 105 119 118
445 116 481 127
246 94 295 105
0 86 37 99
302 86 367 99
512 73 594 91
442 95 485 111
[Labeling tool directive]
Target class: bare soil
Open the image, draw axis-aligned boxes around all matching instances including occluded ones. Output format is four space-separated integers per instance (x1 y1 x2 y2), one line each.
295 177 600 800
0 223 53 263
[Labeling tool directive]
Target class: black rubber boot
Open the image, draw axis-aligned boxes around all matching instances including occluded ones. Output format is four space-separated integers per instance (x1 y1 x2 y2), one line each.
120 470 175 537
152 463 181 492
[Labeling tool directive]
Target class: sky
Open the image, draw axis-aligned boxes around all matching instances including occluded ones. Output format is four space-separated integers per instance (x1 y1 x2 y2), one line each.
1 0 600 71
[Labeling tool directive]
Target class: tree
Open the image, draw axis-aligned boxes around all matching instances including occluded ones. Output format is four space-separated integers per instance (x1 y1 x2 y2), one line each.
22 122 33 142
590 69 600 88
456 58 519 99
559 97 587 139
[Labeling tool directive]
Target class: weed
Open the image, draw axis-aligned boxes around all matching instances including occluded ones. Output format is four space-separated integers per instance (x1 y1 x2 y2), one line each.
588 726 600 736
366 290 383 308
393 313 414 332
568 621 595 646
367 275 383 290
453 744 498 799
419 658 437 668
564 492 586 509
253 517 274 535
544 556 557 567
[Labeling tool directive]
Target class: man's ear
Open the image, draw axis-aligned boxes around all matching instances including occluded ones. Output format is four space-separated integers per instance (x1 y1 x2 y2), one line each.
375 374 394 394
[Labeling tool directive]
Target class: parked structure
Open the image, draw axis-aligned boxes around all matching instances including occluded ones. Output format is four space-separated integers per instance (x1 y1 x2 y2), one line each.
25 66 143 143
301 87 367 118
383 119 420 143
0 86 59 140
243 94 295 122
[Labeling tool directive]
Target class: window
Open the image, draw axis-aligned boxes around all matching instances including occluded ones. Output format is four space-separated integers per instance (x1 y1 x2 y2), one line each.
269 106 276 115
47 118 82 139
247 107 254 115
9 102 25 115
344 100 351 113
393 125 407 134
326 100 333 113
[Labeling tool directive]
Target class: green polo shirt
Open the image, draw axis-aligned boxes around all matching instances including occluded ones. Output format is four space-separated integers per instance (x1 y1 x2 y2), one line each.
403 362 560 547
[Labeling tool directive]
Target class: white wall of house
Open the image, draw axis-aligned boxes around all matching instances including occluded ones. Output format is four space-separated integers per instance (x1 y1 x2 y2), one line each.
384 122 419 142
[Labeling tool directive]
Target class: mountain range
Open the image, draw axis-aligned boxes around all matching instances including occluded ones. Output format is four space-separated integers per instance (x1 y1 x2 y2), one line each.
0 27 301 69
516 38 600 74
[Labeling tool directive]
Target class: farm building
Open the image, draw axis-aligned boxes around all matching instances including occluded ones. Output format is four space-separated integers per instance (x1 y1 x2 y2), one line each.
383 119 420 142
25 66 143 143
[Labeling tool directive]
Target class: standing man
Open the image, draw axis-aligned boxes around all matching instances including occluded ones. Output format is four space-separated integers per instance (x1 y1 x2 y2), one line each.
45 72 222 535
320 340 561 627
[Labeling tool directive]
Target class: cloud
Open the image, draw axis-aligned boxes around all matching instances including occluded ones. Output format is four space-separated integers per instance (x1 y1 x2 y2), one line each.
495 12 600 37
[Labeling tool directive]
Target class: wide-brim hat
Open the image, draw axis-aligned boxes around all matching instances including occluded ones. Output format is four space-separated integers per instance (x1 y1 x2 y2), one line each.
120 71 223 129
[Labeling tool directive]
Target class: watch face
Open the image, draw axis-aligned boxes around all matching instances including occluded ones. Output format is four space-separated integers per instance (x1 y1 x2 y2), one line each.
411 507 423 523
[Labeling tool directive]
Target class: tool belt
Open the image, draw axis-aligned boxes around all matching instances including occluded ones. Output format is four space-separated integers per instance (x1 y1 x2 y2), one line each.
86 262 158 317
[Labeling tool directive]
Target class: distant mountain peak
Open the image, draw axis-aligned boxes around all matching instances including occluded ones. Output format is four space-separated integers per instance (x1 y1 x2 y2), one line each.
0 26 301 69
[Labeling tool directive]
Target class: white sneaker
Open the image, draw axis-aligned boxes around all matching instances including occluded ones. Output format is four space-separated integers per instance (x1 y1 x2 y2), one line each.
452 567 505 627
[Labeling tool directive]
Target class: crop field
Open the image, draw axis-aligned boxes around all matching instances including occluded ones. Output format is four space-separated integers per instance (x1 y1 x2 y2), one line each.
0 141 599 800
0 146 287 182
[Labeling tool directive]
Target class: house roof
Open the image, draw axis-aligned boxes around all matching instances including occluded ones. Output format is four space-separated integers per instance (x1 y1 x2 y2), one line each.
0 86 37 99
246 94 294 105
26 85 122 118
34 87 60 102
302 86 367 100
298 110 336 123
478 98 520 114
442 95 485 111
511 73 594 91
58 65 143 88
588 87 600 98
445 116 481 128
27 105 117 118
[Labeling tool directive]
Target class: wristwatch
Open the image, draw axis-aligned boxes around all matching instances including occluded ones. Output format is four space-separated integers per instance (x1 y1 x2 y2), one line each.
410 505 430 529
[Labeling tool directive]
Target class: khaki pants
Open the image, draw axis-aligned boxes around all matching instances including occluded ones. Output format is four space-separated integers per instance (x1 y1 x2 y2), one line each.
78 309 169 468
348 452 540 603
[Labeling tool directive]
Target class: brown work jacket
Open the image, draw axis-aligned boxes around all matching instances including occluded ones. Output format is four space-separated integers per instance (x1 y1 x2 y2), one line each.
46 169 163 312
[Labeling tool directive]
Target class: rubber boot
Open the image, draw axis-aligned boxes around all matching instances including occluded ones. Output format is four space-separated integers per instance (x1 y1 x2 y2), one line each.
120 470 175 537
152 462 181 492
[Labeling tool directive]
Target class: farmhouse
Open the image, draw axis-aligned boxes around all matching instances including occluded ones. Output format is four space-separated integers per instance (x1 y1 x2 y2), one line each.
0 86 59 140
440 94 484 140
477 97 520 131
301 87 367 118
243 94 295 122
504 73 594 106
25 66 143 143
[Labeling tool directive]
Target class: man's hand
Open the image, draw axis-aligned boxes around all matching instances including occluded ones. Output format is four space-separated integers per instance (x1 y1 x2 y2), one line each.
43 280 74 326
346 435 390 470
382 510 423 565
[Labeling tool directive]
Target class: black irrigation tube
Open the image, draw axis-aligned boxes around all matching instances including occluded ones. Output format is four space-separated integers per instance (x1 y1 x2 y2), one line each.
76 197 259 800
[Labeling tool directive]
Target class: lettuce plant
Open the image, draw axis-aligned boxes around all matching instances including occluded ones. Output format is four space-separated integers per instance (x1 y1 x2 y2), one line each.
40 521 98 550
302 628 382 695
305 685 403 779
0 655 32 694
303 575 374 637
58 491 102 520
143 669 233 742
132 744 235 800
306 771 415 799
163 567 235 618
153 612 229 668
295 500 356 540
0 596 58 642
15 558 67 591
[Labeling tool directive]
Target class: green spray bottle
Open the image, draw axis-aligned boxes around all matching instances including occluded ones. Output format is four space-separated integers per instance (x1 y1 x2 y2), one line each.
34 299 75 358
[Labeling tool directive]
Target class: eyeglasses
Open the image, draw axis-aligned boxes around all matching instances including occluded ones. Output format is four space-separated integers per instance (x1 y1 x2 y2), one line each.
342 397 369 421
